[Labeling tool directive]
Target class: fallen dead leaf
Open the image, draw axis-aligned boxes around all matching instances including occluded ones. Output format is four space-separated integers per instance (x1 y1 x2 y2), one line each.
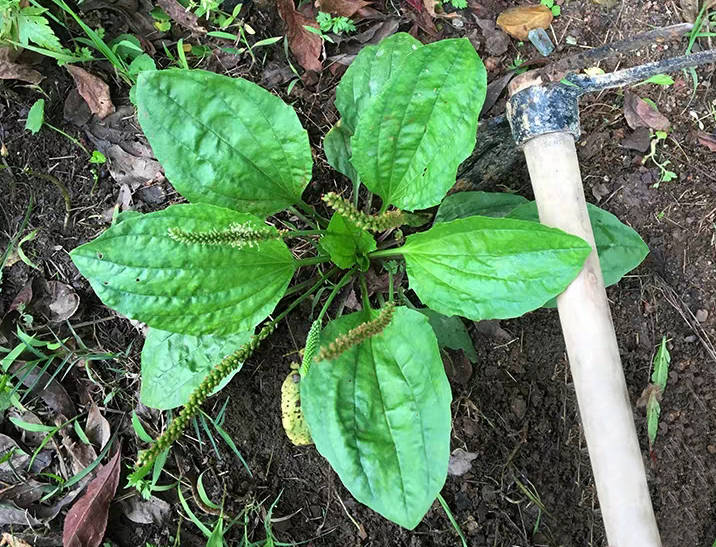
66 104 163 190
0 480 47 509
63 448 121 547
620 127 652 153
1 533 32 547
315 0 371 17
623 91 671 131
680 0 699 22
497 5 553 41
157 0 206 34
476 18 510 56
0 435 31 482
0 502 44 528
591 0 618 7
39 280 80 323
448 448 478 476
697 131 716 152
278 0 323 72
0 58 43 84
120 495 171 525
85 404 111 450
66 66 115 120
61 429 98 475
9 361 76 417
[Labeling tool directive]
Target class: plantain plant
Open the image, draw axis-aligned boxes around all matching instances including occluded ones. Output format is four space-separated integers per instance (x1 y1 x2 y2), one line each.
70 33 648 529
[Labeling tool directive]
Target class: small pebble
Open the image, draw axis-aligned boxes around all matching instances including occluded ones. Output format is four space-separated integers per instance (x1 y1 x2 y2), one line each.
685 335 697 343
696 309 709 323
707 444 716 455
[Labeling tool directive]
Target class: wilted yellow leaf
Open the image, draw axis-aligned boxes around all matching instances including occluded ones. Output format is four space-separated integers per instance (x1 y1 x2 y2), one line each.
496 5 553 41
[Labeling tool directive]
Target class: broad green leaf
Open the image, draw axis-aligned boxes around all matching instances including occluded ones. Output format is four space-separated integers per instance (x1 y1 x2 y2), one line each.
141 328 251 409
320 213 376 270
135 69 312 216
507 202 649 288
70 203 296 336
335 32 421 133
418 308 478 363
396 216 591 320
323 121 358 184
351 39 487 211
651 335 670 391
25 99 45 134
435 191 529 223
302 306 451 529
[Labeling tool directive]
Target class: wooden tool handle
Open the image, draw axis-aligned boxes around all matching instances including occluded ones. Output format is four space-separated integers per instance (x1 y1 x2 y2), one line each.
522 131 661 547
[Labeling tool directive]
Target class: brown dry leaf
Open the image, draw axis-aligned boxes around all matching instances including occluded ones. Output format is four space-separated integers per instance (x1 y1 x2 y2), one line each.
66 66 115 120
496 5 553 40
315 0 371 17
680 0 699 22
62 449 121 547
0 59 43 84
0 503 44 528
277 0 323 72
1 533 32 547
85 404 111 450
157 0 206 34
120 495 171 525
623 91 671 131
40 280 80 323
592 0 618 7
697 131 716 152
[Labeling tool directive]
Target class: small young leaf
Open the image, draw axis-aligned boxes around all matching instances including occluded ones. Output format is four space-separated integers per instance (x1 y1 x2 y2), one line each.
397 216 591 321
132 412 154 443
634 74 674 87
435 191 529 222
25 99 45 134
140 329 251 410
135 69 313 216
351 39 487 211
70 204 296 336
651 336 670 391
302 307 451 529
320 213 376 270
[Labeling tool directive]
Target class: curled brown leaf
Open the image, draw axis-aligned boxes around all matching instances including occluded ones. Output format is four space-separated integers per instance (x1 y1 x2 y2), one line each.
278 0 323 72
496 5 553 40
623 91 671 131
66 66 115 119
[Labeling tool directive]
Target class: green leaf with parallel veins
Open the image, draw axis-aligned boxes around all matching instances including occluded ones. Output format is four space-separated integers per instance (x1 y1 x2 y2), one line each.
135 69 312 216
320 213 376 270
351 39 487 211
507 201 649 288
323 121 358 184
435 191 529 222
301 306 451 529
396 216 591 320
335 32 421 133
70 203 296 336
141 328 251 410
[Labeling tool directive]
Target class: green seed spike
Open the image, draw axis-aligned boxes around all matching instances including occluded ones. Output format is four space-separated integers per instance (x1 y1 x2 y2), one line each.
135 322 275 469
300 320 321 377
315 302 396 362
322 193 410 232
168 223 283 249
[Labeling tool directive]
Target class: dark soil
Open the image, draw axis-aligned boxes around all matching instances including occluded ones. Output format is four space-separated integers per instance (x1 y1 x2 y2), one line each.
1 1 715 546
